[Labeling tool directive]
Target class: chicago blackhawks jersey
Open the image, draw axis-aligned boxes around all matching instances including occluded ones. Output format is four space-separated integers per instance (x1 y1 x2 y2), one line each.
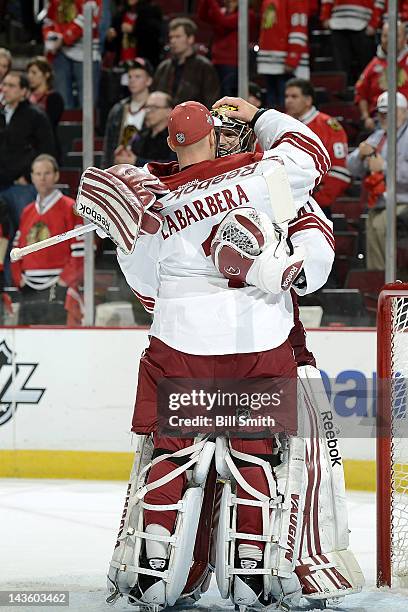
11 190 84 290
371 0 408 29
257 0 310 78
320 0 376 30
355 45 408 114
43 0 101 62
117 110 334 355
300 107 351 208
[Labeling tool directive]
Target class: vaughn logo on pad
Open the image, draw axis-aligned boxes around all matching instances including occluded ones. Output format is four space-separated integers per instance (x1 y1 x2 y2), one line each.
0 341 45 426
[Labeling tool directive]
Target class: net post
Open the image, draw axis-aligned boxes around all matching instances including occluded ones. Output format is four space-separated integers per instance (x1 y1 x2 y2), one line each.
376 282 408 587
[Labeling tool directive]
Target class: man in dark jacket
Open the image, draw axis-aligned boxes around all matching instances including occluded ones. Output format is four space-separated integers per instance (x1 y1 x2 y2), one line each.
153 17 220 108
0 72 56 232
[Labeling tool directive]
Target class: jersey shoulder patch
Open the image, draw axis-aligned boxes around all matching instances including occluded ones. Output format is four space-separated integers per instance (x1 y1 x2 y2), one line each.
327 117 343 131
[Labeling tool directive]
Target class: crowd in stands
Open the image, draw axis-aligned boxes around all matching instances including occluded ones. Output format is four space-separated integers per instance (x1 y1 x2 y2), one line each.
0 0 407 327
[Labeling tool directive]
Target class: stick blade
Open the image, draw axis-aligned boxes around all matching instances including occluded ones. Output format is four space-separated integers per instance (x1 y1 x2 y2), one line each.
261 158 297 224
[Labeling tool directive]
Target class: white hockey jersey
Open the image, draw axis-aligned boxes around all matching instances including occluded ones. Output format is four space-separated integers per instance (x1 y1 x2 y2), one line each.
118 109 334 355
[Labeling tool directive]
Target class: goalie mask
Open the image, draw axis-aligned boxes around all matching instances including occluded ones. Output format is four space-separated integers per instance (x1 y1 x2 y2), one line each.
211 106 256 158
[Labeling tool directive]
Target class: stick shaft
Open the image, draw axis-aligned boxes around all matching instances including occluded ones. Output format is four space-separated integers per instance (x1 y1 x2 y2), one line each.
10 223 97 261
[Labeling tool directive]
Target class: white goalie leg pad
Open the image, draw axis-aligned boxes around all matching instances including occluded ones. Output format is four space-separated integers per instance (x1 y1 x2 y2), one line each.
107 437 215 609
215 438 285 607
265 434 306 609
107 434 154 603
296 365 365 602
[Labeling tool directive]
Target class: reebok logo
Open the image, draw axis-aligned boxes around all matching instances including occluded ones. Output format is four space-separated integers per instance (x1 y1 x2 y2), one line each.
322 410 343 467
281 262 302 290
77 202 111 233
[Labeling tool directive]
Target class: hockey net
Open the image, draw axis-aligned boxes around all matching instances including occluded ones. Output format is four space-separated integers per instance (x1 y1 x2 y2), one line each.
377 283 408 588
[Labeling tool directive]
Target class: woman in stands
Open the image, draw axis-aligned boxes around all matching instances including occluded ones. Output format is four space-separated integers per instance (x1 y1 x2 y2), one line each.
26 56 64 161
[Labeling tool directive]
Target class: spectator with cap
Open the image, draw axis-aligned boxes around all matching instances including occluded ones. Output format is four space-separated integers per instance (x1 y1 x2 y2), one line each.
285 77 350 218
0 48 11 108
153 17 220 108
114 91 176 166
197 0 257 96
103 58 153 168
355 21 408 132
104 0 163 68
347 91 408 270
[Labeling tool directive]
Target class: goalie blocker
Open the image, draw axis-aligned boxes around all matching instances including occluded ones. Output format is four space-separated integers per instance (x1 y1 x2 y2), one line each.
75 164 169 253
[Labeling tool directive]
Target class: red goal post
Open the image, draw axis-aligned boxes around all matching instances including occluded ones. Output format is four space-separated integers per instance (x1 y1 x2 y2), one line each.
377 283 408 588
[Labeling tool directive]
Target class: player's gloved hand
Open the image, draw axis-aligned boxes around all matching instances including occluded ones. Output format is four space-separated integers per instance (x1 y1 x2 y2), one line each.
211 208 305 294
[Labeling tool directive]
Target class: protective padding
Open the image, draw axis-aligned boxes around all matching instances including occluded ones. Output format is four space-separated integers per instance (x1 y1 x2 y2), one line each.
297 549 365 601
166 486 205 605
296 366 365 601
107 435 154 602
297 366 350 558
215 480 234 598
107 437 215 608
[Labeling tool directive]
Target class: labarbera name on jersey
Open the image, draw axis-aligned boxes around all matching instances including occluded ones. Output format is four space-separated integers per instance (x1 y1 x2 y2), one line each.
161 182 250 240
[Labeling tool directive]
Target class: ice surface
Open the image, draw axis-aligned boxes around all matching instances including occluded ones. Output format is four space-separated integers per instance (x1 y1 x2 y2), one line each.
0 480 408 611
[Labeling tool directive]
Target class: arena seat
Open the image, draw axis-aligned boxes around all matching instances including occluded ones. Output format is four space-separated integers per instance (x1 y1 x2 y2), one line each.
311 72 347 98
73 138 104 152
59 168 81 196
318 288 370 326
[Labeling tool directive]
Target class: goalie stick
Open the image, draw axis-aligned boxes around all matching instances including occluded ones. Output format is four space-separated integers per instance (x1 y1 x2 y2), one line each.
10 222 97 262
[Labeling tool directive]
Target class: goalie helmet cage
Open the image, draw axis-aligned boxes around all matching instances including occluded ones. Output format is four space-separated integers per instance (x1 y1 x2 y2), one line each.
377 282 408 588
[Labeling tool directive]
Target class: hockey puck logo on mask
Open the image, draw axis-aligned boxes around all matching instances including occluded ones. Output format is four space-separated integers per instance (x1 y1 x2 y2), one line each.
176 132 186 144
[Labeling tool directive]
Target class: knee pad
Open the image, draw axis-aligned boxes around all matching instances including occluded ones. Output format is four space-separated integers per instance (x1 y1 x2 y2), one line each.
107 436 215 609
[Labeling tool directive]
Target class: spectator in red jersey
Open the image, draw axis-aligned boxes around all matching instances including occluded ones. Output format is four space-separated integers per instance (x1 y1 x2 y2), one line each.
320 0 377 84
257 0 310 107
285 77 351 218
105 0 163 68
42 0 101 108
153 17 220 108
371 0 408 29
26 56 64 161
11 154 84 325
103 58 153 168
197 0 257 96
355 20 408 131
0 48 11 108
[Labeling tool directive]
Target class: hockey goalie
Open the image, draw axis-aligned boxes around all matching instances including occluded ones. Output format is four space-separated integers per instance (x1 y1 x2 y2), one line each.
75 97 365 610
